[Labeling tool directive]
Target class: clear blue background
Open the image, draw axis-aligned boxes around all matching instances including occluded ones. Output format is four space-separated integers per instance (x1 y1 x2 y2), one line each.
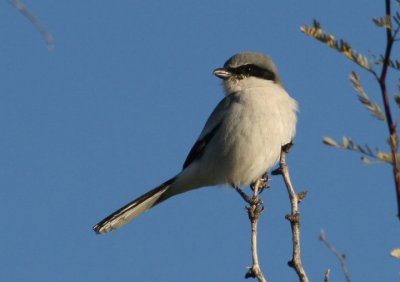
1 1 399 281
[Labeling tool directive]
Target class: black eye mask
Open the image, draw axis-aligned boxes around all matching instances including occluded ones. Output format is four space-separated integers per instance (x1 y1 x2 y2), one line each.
228 64 276 82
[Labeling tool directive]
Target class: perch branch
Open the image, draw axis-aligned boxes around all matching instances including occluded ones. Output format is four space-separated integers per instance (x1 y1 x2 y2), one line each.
272 142 309 282
235 173 269 282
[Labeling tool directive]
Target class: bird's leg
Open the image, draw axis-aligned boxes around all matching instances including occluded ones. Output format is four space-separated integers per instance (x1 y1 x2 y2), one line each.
235 187 254 204
251 172 270 194
272 141 294 176
235 171 270 205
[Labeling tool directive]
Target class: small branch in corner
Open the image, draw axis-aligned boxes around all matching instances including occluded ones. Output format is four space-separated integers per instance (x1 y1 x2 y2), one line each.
9 0 54 49
319 229 351 282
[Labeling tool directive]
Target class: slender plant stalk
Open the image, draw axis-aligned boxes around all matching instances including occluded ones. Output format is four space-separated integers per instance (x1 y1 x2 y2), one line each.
9 0 54 49
237 142 308 282
236 178 268 282
319 230 351 282
273 142 309 282
378 0 400 219
248 180 267 282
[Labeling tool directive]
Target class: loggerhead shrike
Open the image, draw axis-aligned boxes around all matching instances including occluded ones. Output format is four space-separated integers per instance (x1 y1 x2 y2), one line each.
93 52 298 234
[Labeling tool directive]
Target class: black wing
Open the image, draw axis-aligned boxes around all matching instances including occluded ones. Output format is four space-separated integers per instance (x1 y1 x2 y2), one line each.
182 122 222 169
182 93 238 169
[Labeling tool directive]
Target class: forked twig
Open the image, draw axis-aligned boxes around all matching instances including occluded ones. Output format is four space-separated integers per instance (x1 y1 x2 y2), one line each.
319 230 351 282
378 0 400 219
236 173 269 282
272 142 309 282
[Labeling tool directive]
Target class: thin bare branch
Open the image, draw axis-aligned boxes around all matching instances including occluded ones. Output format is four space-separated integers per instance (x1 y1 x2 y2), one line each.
9 0 54 49
272 142 309 282
378 0 400 219
319 230 351 282
236 174 269 282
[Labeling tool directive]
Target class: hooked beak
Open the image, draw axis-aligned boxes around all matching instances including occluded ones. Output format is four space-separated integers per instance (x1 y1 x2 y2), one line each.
213 68 232 79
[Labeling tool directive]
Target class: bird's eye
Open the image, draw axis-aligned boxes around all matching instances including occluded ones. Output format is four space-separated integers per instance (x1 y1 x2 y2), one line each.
230 65 259 76
243 65 256 75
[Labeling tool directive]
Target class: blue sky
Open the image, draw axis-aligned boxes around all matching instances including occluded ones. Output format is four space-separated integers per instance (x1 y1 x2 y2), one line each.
1 1 399 281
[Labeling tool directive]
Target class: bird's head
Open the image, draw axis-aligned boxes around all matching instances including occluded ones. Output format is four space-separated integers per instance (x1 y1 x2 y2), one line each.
213 52 282 95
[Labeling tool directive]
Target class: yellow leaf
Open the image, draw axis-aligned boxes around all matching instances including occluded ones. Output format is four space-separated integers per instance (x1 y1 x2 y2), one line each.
390 248 400 259
323 137 339 147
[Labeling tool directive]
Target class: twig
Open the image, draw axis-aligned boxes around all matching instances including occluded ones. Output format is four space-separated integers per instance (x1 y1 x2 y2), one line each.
319 230 351 282
272 142 309 282
235 174 269 282
9 0 54 49
378 0 400 219
324 269 331 282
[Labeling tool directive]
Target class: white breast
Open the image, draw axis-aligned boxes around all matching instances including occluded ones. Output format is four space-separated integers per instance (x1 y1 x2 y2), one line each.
175 79 297 191
219 82 297 186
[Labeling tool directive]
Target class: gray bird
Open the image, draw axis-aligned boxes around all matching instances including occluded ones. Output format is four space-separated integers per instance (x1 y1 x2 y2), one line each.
93 52 298 234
